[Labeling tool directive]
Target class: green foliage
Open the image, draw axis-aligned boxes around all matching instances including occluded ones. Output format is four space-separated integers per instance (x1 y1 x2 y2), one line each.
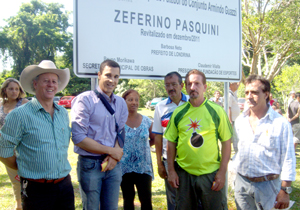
205 81 224 99
55 56 91 96
0 0 71 77
0 70 14 86
273 64 300 110
114 79 133 97
242 0 300 81
127 79 166 106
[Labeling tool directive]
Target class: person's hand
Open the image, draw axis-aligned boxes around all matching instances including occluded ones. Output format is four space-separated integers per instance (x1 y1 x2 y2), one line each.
274 190 290 209
157 163 167 179
109 147 123 161
168 170 179 188
288 118 291 122
211 170 226 191
102 156 117 172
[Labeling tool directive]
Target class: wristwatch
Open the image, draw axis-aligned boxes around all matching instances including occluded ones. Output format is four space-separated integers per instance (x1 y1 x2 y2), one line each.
281 186 292 194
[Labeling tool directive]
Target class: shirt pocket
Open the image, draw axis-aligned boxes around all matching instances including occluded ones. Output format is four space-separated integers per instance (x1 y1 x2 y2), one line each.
257 133 277 150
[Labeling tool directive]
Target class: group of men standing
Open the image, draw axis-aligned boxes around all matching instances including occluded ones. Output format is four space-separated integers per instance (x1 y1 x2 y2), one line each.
152 71 295 210
0 59 296 210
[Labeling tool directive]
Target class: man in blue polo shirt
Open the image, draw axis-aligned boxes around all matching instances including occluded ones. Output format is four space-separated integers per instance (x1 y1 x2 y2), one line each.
0 60 74 210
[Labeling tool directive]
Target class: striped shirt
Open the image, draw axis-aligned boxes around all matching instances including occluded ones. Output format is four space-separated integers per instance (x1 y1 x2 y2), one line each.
235 106 296 181
152 93 188 159
0 98 71 179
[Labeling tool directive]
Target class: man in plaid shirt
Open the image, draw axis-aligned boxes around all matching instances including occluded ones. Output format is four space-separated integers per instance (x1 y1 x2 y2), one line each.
234 75 296 210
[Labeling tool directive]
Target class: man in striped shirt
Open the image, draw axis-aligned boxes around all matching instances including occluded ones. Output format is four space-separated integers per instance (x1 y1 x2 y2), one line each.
234 75 296 210
152 71 188 210
0 60 74 210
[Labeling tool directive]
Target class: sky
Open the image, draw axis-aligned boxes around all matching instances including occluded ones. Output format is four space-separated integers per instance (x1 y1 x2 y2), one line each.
0 0 74 72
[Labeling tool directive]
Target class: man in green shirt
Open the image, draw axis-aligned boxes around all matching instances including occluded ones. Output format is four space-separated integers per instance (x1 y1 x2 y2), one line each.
165 69 232 210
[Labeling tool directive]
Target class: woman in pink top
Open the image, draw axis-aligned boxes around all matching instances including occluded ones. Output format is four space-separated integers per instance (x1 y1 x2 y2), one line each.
0 78 28 210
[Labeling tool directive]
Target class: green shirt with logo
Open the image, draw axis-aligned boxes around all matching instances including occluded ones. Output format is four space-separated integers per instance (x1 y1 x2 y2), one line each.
165 98 232 176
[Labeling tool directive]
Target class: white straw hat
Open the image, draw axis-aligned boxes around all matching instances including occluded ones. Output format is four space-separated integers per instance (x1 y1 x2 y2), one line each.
20 60 70 95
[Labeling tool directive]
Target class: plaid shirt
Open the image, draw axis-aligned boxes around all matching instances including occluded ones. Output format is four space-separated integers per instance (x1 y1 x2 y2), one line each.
235 106 296 181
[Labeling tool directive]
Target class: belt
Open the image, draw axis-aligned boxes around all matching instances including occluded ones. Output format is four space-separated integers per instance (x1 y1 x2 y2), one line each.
80 155 107 161
239 173 279 182
22 176 67 184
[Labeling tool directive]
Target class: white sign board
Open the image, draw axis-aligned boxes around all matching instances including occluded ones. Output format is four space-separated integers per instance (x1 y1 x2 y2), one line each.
74 0 241 81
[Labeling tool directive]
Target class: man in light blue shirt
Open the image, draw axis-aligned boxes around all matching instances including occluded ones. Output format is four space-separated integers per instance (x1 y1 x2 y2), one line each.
0 60 74 210
234 75 296 210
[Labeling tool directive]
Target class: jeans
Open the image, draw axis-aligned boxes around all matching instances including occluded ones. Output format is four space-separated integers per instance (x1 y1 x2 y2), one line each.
77 155 122 210
121 172 152 210
235 173 281 210
163 160 176 210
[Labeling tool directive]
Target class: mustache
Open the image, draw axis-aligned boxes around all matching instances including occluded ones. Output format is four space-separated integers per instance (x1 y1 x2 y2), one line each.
168 90 176 94
190 90 198 94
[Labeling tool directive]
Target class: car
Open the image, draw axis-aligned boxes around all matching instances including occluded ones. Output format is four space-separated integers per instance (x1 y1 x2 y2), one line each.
58 96 75 108
149 97 166 110
53 96 61 104
238 98 246 111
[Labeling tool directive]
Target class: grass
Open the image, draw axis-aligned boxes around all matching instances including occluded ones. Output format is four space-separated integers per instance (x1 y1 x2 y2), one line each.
0 108 299 209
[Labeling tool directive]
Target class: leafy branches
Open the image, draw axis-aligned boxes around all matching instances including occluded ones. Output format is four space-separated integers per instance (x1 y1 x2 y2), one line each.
242 0 300 81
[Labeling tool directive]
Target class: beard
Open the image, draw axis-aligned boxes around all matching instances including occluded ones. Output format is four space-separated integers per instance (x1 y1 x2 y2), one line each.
189 90 199 99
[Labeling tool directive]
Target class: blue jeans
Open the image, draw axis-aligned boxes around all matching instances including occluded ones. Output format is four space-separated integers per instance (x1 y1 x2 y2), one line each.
77 155 122 210
163 160 176 210
235 173 281 210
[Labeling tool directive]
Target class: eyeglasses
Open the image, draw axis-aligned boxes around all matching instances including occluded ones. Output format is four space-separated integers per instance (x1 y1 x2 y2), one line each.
164 83 179 88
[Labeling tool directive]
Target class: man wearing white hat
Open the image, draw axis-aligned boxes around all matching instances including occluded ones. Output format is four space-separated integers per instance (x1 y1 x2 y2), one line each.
0 60 74 210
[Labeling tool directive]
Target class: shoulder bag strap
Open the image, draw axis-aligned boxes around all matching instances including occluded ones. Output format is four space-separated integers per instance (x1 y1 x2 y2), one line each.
94 89 125 148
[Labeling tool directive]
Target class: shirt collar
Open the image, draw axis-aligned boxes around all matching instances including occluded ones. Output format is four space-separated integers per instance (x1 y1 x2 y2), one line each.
166 92 188 105
188 97 207 107
31 97 60 112
97 86 116 103
243 104 274 120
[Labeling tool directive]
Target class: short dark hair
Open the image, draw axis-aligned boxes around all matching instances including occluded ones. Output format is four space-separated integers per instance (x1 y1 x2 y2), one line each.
214 90 220 94
185 69 206 86
122 89 140 100
295 92 300 98
165 72 182 84
100 59 120 74
245 75 270 103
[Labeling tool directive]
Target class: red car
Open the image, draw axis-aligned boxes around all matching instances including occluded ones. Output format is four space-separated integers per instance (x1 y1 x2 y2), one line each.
58 96 75 108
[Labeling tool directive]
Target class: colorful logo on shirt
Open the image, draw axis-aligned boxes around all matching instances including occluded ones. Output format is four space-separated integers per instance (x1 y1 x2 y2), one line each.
186 117 204 148
161 112 173 128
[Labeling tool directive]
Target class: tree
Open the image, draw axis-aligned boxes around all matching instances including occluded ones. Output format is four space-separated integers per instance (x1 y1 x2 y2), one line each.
242 0 300 82
273 64 300 110
125 79 166 106
0 0 71 77
0 70 13 86
55 39 91 96
205 81 224 99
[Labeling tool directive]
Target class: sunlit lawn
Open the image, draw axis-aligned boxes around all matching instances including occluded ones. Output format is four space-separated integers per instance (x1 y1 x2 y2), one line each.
0 108 299 209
